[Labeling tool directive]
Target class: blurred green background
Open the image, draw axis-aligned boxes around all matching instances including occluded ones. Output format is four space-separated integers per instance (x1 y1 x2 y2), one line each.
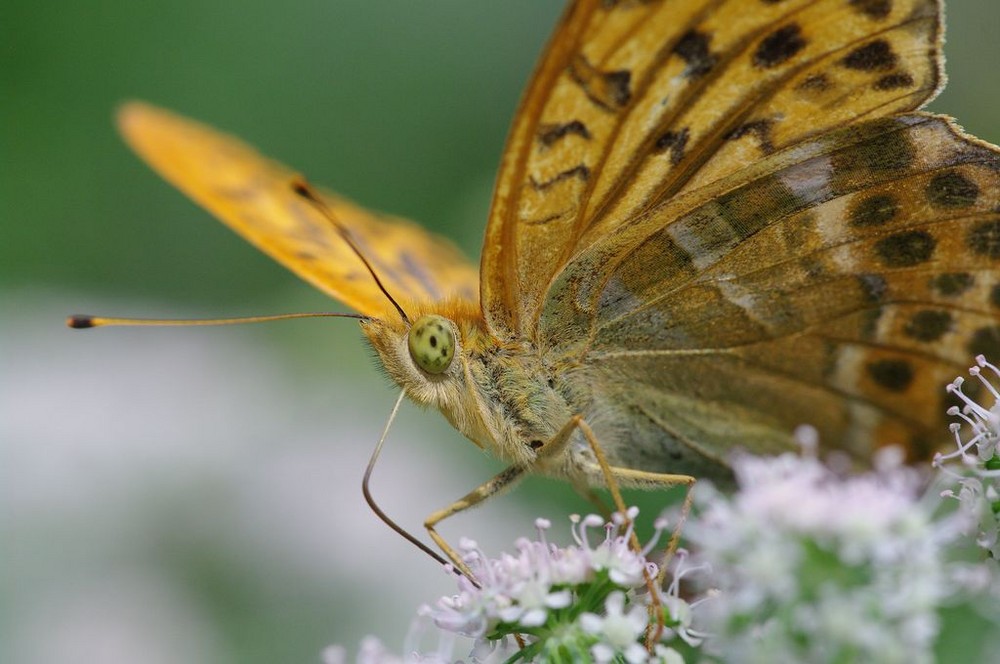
3 1 999 662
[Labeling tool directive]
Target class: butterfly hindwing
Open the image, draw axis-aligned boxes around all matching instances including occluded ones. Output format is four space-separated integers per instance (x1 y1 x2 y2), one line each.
557 113 1000 463
118 102 478 318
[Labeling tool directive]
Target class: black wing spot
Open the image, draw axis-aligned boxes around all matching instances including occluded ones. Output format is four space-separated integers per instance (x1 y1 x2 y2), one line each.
754 24 806 69
604 70 632 107
867 359 914 392
874 72 914 90
904 310 952 343
850 193 898 228
568 56 633 111
673 30 716 78
653 127 690 165
841 40 897 71
926 171 980 209
723 119 776 153
875 230 936 267
530 165 591 191
538 120 592 147
849 0 893 19
931 273 974 297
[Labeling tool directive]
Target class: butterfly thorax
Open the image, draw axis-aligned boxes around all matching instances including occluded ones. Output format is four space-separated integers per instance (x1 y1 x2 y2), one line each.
361 302 577 474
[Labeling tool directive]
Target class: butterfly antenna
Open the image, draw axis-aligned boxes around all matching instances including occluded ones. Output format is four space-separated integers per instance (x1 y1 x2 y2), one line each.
66 311 367 329
363 389 456 572
291 178 411 325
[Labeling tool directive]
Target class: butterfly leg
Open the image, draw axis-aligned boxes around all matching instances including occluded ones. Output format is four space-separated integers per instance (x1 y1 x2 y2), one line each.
565 416 698 650
581 462 696 574
423 464 526 578
588 460 697 611
421 414 606 576
536 414 686 647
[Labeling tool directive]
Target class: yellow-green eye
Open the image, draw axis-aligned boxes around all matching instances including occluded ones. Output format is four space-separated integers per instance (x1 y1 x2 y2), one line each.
407 315 455 374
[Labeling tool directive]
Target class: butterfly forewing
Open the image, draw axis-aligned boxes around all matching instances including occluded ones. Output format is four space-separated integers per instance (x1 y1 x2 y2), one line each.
481 0 943 342
118 102 479 318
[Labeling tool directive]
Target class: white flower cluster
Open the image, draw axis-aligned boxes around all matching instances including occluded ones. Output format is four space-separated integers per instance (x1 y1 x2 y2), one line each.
323 509 706 663
323 507 706 664
420 509 704 663
681 432 949 664
427 512 647 636
939 354 1000 559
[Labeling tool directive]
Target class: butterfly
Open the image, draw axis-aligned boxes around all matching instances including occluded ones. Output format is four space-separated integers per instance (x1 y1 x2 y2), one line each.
95 0 1000 568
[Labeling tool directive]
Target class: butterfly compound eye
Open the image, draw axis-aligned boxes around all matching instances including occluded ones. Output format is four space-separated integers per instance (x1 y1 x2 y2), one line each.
407 315 455 375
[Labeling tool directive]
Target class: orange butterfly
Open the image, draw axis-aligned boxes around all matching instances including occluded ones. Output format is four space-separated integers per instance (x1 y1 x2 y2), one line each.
81 0 1000 569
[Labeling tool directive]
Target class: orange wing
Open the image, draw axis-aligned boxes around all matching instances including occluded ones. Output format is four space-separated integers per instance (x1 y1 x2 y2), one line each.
481 0 943 339
118 102 478 318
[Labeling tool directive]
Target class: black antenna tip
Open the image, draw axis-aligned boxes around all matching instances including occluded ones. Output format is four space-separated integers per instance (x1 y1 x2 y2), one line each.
67 315 95 329
290 178 313 199
66 314 94 330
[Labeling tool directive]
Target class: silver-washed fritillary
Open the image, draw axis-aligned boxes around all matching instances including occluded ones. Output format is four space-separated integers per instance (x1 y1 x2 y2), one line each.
76 0 1000 568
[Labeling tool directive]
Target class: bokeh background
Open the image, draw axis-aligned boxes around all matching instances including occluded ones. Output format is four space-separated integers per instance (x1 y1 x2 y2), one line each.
3 1 999 662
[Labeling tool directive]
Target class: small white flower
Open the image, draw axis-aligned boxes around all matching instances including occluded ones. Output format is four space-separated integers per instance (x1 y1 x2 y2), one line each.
581 591 649 663
652 644 686 664
657 549 712 648
468 635 519 664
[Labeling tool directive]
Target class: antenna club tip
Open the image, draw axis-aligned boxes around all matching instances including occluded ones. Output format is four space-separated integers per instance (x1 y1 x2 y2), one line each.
290 177 311 197
66 315 95 329
290 177 325 206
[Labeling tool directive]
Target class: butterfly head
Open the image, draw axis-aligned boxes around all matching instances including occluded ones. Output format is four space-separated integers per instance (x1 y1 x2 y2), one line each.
361 302 485 412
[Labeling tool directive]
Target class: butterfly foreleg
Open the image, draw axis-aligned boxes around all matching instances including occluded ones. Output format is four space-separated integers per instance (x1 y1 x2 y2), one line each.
579 462 696 579
422 414 624 577
423 415 591 575
423 464 526 578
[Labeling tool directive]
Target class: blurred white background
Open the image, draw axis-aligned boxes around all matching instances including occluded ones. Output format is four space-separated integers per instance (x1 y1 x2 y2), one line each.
2 293 546 662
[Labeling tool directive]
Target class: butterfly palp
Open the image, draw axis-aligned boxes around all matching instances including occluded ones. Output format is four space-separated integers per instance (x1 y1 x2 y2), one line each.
407 315 455 375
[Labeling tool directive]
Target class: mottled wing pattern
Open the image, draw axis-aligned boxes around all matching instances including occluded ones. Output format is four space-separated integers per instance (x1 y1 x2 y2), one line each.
118 102 478 318
482 0 942 340
548 114 1000 464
